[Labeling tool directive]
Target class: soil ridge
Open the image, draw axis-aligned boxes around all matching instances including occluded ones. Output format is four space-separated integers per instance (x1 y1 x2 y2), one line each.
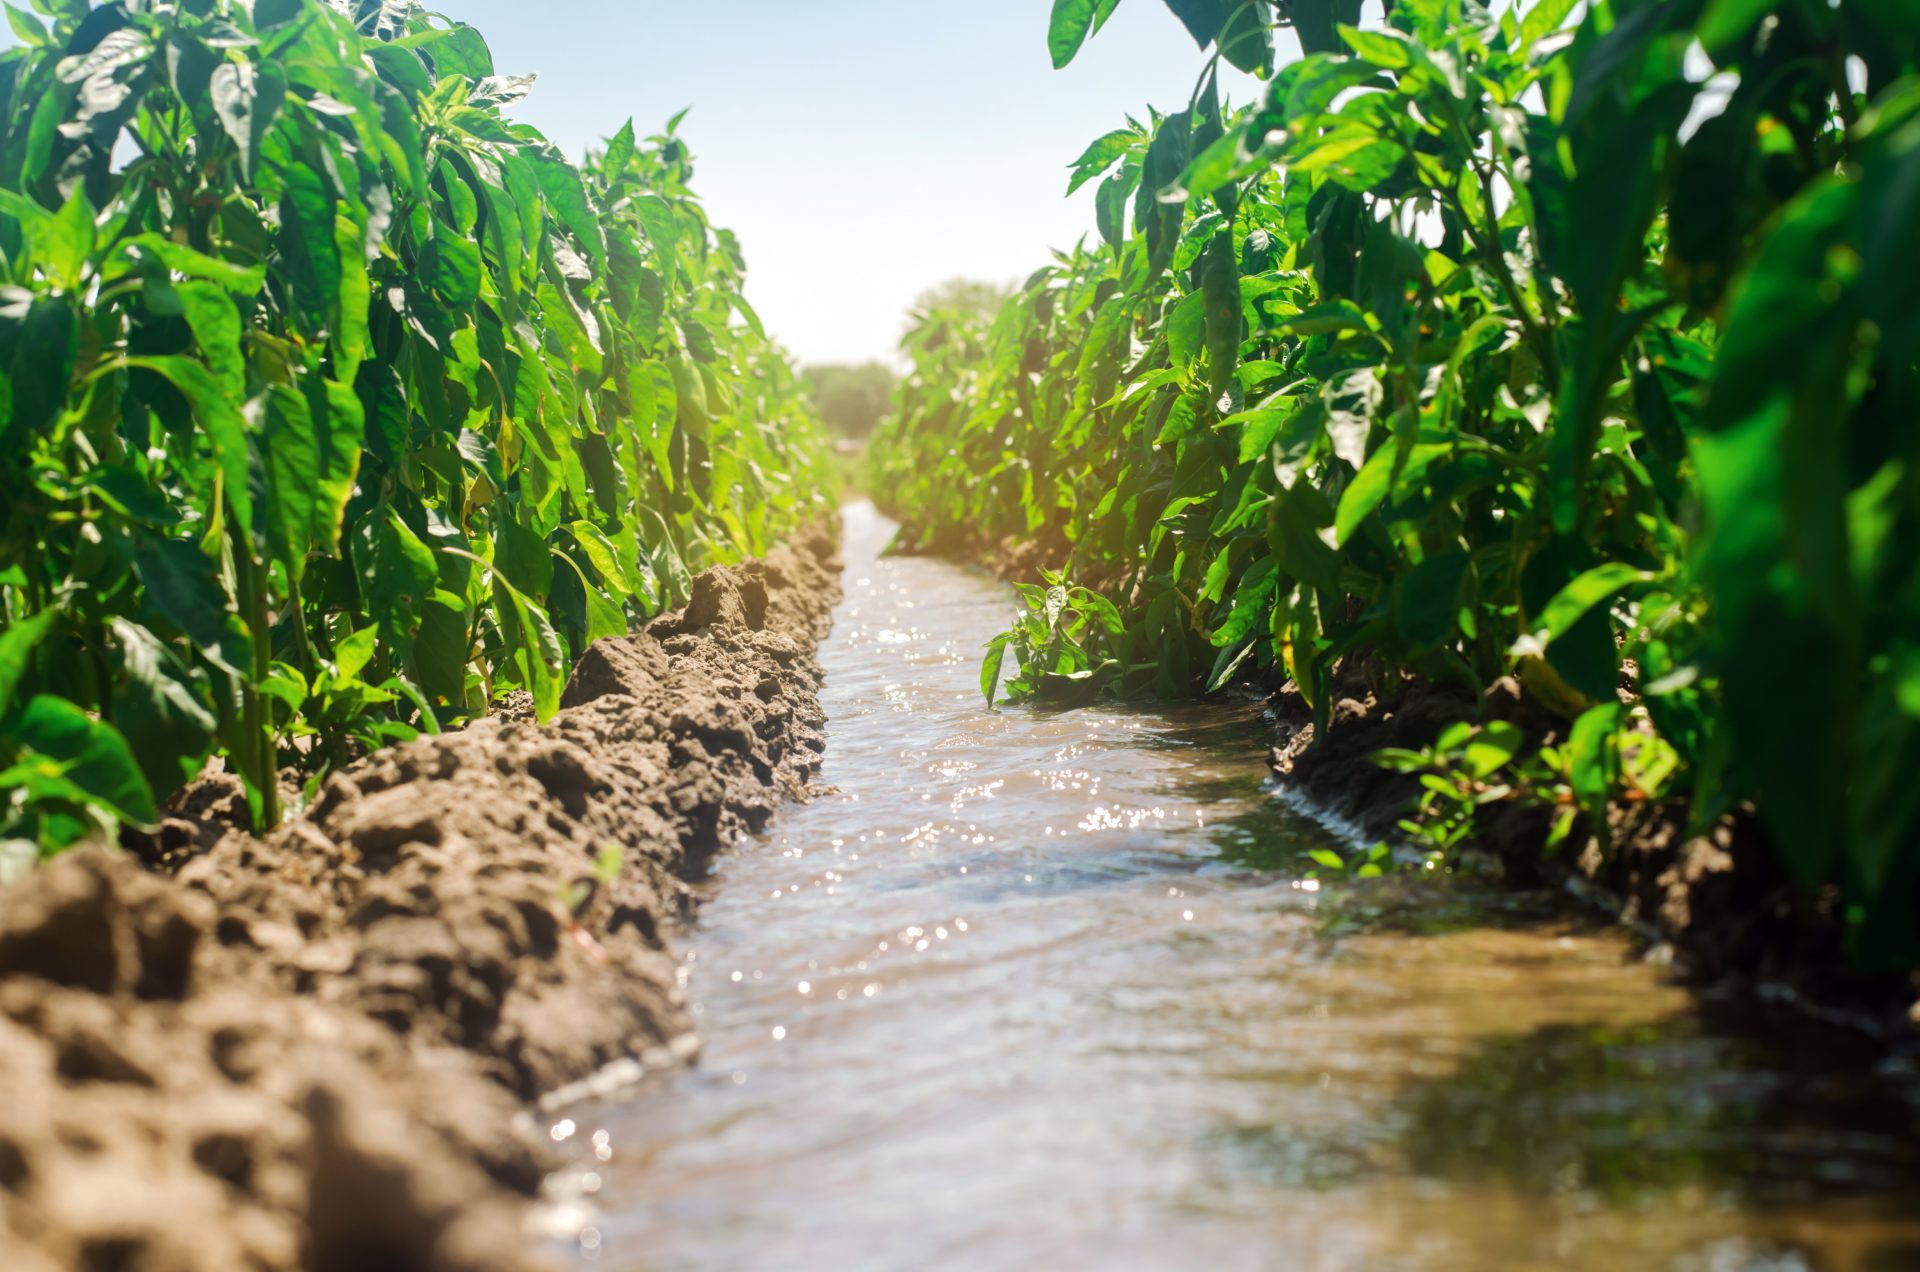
1265 665 1920 1041
0 523 841 1272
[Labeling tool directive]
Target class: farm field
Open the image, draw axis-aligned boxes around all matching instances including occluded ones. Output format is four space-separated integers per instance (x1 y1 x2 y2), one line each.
2 1 1919 1270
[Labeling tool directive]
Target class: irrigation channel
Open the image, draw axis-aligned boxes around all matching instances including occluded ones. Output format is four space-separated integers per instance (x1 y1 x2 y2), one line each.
550 503 1920 1271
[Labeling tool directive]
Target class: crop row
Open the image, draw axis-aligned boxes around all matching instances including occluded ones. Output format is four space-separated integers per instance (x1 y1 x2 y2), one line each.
0 0 827 854
869 0 1920 964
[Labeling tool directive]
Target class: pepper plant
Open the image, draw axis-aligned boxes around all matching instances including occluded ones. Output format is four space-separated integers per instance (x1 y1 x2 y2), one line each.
871 0 1920 964
0 0 827 846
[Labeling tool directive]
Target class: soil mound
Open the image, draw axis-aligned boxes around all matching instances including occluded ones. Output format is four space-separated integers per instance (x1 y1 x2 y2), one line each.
0 525 841 1272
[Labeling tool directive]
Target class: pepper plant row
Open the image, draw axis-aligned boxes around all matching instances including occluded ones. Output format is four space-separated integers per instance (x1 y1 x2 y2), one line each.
0 0 828 850
869 0 1920 964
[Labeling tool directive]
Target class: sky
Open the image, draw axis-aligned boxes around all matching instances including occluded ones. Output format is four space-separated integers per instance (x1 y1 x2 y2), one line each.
0 1 1270 366
433 1 1264 368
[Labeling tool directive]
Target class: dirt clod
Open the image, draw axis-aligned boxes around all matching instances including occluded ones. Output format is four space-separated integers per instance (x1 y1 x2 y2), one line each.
0 525 840 1272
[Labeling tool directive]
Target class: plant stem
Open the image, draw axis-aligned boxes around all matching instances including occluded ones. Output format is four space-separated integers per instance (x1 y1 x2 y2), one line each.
231 514 282 832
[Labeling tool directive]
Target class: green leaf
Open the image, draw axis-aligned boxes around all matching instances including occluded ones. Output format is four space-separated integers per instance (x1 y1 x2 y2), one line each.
494 517 554 600
108 619 215 797
333 213 371 380
277 162 341 337
1291 0 1364 55
1463 722 1525 780
423 221 482 304
1048 0 1124 69
134 540 246 677
1527 563 1652 644
603 118 636 174
1201 229 1240 400
2 294 76 441
4 6 47 45
410 23 495 80
1334 444 1395 546
357 510 438 658
1339 25 1411 68
982 633 1010 707
1695 0 1774 51
555 551 627 646
210 59 286 181
261 384 320 576
1213 553 1280 647
1066 125 1140 195
1216 0 1275 74
533 149 608 265
123 356 254 541
1567 703 1621 816
1269 300 1374 338
0 610 56 716
569 520 643 598
1223 404 1308 465
1323 367 1377 470
177 281 245 402
335 626 379 683
412 590 473 707
38 185 96 290
1167 291 1207 370
13 696 157 827
114 234 267 294
1394 551 1469 648
311 379 363 555
1517 0 1580 51
1095 168 1134 250
492 572 565 723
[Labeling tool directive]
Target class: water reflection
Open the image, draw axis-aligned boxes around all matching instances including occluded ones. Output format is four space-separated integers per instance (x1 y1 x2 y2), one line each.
554 503 1920 1272
1398 1008 1920 1207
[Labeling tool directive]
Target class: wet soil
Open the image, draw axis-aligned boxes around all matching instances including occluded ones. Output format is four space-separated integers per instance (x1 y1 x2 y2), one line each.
1266 664 1920 1038
0 525 840 1272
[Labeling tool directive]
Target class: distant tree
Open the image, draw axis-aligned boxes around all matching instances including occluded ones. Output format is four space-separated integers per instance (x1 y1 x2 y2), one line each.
802 362 897 440
908 277 1015 324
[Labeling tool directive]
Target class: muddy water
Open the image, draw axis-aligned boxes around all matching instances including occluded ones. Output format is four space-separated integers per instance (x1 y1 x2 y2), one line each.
555 502 1920 1272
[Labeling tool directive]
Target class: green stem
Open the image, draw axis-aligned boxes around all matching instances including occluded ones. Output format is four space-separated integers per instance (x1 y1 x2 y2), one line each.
1465 161 1560 395
231 517 282 832
286 565 317 685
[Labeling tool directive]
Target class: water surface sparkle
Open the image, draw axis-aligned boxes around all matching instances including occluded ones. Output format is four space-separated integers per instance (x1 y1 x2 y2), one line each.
557 502 1920 1272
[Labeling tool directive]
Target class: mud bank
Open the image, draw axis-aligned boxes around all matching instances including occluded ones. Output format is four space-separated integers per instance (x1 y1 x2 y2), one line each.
1267 665 1920 1040
0 526 840 1272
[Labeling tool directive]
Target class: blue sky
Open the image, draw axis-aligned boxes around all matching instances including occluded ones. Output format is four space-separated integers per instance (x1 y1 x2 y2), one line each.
2 2 1269 365
436 1 1264 366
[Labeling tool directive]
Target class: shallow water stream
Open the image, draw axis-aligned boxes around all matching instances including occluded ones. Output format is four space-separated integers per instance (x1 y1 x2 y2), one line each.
555 502 1920 1271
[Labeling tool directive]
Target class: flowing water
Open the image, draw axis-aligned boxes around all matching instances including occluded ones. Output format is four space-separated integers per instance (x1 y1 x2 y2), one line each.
553 502 1920 1272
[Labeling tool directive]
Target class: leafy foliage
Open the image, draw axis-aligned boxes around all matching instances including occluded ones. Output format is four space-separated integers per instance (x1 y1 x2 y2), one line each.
0 0 827 850
871 0 1920 965
803 362 895 440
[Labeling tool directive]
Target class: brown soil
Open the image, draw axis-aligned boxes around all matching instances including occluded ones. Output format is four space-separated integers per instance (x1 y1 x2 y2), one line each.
1266 663 1920 1038
0 524 841 1272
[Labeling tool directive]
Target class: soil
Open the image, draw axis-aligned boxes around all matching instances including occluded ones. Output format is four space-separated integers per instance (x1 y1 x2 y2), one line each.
0 523 841 1272
1265 662 1920 1040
